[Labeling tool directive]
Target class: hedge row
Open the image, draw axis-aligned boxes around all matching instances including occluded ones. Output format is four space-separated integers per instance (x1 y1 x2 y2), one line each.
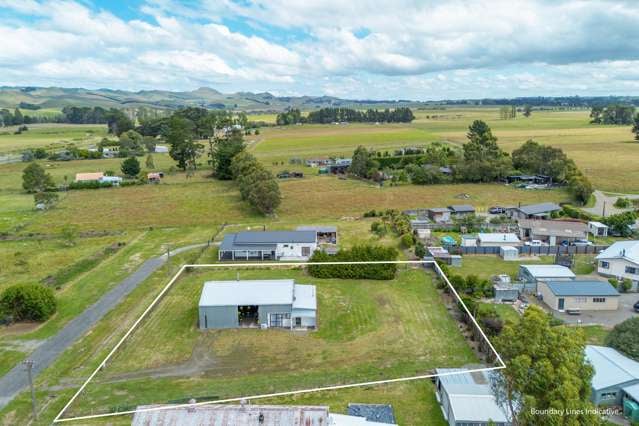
307 245 398 280
0 283 57 322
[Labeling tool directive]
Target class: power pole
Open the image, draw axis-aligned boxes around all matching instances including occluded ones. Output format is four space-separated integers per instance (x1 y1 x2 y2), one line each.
23 359 37 420
166 245 171 277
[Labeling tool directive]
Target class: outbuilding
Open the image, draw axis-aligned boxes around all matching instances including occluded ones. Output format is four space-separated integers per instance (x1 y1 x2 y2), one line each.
586 345 639 408
589 221 609 237
198 279 317 330
500 245 519 261
538 280 619 312
296 225 337 244
427 207 451 223
518 264 576 284
447 204 475 216
508 202 562 220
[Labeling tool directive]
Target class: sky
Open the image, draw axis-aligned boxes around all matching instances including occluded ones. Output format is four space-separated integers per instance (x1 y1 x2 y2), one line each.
1 0 639 100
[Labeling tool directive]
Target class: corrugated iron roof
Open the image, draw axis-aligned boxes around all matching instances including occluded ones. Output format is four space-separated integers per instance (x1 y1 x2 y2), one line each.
586 345 639 391
545 280 619 297
519 264 576 279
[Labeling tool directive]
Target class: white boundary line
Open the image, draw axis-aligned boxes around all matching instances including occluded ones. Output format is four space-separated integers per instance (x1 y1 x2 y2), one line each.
53 260 506 423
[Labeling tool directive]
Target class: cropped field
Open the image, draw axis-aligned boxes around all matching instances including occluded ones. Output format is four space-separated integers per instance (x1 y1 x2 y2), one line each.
62 266 476 418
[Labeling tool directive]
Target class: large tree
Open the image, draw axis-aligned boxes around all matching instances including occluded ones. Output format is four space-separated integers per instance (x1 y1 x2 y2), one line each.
22 162 55 193
632 113 639 141
211 128 245 180
166 115 203 171
458 120 511 182
121 156 141 178
349 145 371 178
606 317 639 360
493 306 601 426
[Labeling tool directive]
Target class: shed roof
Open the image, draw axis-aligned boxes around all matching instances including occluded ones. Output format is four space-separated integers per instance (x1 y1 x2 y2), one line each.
518 219 588 237
435 368 509 423
596 241 639 265
586 345 639 391
448 204 475 213
234 231 317 244
545 280 619 297
519 264 576 279
589 221 608 228
131 404 329 426
500 245 519 252
199 280 298 307
428 207 451 213
292 284 317 310
517 202 562 215
296 225 337 233
347 404 396 424
478 233 520 244
75 172 104 181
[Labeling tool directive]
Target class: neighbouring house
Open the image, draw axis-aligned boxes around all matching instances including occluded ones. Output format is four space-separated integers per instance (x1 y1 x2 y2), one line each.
131 404 397 425
500 246 519 261
586 345 639 410
447 204 475 216
518 264 576 285
518 219 588 245
198 279 317 330
154 145 169 153
296 225 337 244
508 202 562 220
305 157 333 167
588 221 609 237
435 368 512 426
506 174 551 185
410 217 432 231
218 230 319 261
147 172 163 183
538 280 619 312
102 147 119 158
75 172 104 182
596 241 639 289
329 158 352 174
428 207 451 223
477 233 522 247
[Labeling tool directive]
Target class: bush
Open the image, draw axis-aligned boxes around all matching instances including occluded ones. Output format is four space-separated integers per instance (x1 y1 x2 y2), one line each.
0 284 57 322
608 278 619 289
307 245 398 280
400 233 414 248
606 317 639 361
615 197 631 208
414 241 426 258
68 180 114 190
622 278 633 293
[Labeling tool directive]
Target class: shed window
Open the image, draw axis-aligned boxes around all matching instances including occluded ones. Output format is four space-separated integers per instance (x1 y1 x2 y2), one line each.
575 297 587 304
593 297 606 303
626 266 637 274
601 392 616 400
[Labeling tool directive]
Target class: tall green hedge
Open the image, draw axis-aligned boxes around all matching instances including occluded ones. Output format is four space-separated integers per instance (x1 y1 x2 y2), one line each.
0 283 57 322
307 245 398 280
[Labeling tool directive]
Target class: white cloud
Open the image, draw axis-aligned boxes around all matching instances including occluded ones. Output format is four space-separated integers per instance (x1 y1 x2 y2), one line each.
0 0 639 98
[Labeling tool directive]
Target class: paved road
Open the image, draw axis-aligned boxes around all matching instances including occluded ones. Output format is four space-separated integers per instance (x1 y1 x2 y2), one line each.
582 190 639 217
0 243 206 409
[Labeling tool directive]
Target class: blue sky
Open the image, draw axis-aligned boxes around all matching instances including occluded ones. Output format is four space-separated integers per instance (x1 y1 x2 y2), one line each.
1 0 639 100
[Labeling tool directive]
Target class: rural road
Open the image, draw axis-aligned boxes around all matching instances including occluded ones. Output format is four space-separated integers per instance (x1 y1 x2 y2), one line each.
582 190 639 217
0 243 206 410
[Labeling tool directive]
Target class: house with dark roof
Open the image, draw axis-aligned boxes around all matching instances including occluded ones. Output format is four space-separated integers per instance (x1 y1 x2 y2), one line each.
538 280 619 312
218 231 318 261
508 202 562 220
447 204 475 216
518 219 588 245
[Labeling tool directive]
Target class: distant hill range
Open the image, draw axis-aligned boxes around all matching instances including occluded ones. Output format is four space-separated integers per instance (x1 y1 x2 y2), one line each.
0 86 422 112
1 86 638 112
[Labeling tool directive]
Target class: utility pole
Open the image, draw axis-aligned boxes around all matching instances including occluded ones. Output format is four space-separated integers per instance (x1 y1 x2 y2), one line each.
23 359 37 420
166 245 171 277
602 201 606 218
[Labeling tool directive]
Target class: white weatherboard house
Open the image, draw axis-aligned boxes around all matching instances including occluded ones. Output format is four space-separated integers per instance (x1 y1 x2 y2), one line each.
596 241 639 288
435 368 511 426
198 279 317 330
218 230 319 261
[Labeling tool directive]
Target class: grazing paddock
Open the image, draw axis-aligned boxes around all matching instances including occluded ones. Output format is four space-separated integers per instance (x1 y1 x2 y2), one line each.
0 123 107 153
64 267 476 418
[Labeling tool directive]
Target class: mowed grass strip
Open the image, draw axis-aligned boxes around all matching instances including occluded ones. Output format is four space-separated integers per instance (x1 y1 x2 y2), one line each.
89 267 474 412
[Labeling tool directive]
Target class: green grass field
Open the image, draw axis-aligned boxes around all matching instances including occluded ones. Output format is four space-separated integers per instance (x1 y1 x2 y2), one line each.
60 266 475 418
0 123 107 154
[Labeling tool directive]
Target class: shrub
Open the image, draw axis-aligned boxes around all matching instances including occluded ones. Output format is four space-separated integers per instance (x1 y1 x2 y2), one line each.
0 284 57 322
608 278 619 289
606 317 639 361
622 278 633 293
307 245 398 280
615 197 631 208
414 241 426 258
68 180 114 190
400 233 414 248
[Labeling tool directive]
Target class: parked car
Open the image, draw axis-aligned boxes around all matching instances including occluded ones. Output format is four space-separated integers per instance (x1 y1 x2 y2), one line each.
572 239 593 246
525 239 546 246
633 301 639 313
489 206 506 214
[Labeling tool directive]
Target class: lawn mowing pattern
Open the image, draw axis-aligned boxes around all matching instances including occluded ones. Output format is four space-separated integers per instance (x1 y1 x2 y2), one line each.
66 267 476 417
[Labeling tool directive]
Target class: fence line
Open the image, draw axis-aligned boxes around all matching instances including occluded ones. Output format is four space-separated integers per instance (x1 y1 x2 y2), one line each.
448 245 609 256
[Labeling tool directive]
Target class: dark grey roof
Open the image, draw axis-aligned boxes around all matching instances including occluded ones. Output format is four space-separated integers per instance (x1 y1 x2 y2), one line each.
517 202 562 215
448 204 475 213
429 207 451 213
219 231 316 252
347 404 396 424
219 234 276 251
296 225 337 233
546 280 619 297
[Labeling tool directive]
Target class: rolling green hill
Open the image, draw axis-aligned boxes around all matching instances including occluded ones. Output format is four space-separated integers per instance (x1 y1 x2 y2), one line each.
0 86 420 112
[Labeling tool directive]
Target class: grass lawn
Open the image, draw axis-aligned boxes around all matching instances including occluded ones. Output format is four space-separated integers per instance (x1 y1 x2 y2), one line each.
60 266 476 417
478 303 521 324
453 255 554 280
0 124 107 154
579 325 610 346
